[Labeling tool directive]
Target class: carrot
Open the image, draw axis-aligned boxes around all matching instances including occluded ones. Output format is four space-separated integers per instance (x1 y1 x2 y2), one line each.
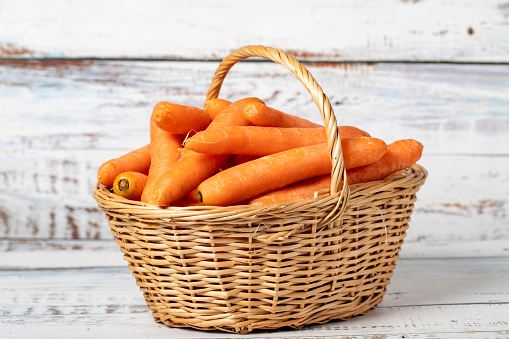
338 126 371 138
207 97 264 128
342 137 387 169
153 101 211 135
185 127 323 155
141 110 182 203
112 172 148 201
243 101 322 128
232 154 258 165
196 142 332 206
184 188 200 202
166 98 264 205
204 98 232 120
347 139 423 185
194 98 266 174
219 154 260 170
248 175 331 205
144 149 228 206
185 126 375 156
97 144 151 187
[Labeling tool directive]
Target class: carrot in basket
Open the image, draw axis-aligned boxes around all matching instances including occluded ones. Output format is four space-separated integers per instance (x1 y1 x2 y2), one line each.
184 188 200 202
196 142 332 206
185 126 376 156
141 111 183 203
180 155 255 201
112 172 148 201
342 137 387 169
208 97 264 128
144 149 228 206
171 98 265 204
153 101 211 135
204 98 232 120
232 154 258 165
248 175 331 205
338 125 371 138
347 139 423 185
184 126 322 155
200 135 385 170
97 144 151 187
243 101 322 128
171 199 205 207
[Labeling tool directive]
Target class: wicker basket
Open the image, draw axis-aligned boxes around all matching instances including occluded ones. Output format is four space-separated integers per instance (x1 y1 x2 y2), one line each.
93 45 427 334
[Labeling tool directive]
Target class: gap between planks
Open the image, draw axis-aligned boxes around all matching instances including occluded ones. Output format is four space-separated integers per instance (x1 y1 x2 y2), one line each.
3 57 509 65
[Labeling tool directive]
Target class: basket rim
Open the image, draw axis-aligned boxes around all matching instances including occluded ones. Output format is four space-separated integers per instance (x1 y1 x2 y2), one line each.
93 163 427 225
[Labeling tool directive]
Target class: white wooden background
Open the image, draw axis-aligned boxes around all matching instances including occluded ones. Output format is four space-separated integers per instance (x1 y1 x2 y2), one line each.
1 0 508 338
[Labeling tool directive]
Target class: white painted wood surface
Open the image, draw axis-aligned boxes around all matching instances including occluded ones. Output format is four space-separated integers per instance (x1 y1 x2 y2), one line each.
1 0 508 337
1 0 509 62
1 61 507 243
1 240 508 338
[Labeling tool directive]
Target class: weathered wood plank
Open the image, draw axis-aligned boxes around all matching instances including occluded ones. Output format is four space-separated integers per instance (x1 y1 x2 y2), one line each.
2 306 508 338
1 0 509 62
2 237 508 271
1 152 507 242
2 238 508 274
1 60 507 241
1 61 507 154
0 239 123 269
1 257 508 338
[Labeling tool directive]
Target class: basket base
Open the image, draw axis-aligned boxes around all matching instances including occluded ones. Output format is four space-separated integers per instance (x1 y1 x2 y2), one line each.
145 286 387 334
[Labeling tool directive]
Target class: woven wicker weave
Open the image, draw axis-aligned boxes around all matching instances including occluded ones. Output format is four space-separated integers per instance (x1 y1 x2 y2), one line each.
93 45 428 334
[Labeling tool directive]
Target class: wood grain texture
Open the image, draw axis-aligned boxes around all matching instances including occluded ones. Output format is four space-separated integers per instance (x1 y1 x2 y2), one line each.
1 60 507 153
1 0 509 62
1 253 508 338
1 2 508 337
1 60 508 242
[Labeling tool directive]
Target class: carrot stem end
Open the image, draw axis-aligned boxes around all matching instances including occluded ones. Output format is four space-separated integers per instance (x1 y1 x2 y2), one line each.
117 178 130 192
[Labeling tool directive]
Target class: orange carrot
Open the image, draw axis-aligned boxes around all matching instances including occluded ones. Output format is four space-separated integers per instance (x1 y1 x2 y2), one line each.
232 154 258 165
342 137 387 169
218 154 260 170
384 171 406 179
171 98 264 204
204 98 232 120
153 101 211 134
347 139 423 185
185 127 323 155
112 172 148 201
97 144 151 187
207 97 264 128
185 126 375 156
184 188 200 202
141 110 182 203
338 126 371 138
217 156 238 170
248 175 331 205
196 142 332 206
144 149 228 206
243 101 322 128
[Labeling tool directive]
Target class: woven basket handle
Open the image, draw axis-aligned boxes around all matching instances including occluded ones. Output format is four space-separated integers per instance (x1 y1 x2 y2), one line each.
206 45 346 195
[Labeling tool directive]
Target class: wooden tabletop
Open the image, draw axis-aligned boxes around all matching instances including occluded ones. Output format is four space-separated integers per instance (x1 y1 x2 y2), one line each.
1 1 508 338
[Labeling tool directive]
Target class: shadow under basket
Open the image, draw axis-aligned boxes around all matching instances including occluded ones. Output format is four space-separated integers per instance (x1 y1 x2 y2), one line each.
92 45 428 334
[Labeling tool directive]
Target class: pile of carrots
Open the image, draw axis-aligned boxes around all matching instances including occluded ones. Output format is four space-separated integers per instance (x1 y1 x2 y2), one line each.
97 97 423 207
